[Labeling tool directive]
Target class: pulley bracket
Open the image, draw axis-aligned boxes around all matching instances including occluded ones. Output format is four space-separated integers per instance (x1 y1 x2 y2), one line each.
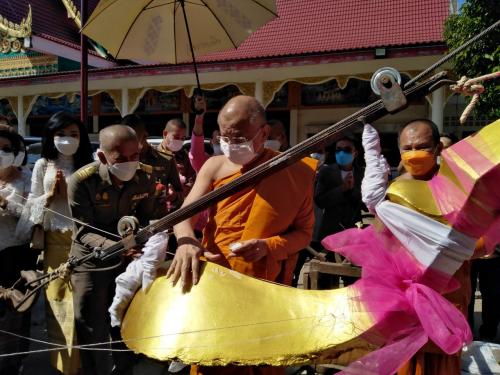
371 67 407 113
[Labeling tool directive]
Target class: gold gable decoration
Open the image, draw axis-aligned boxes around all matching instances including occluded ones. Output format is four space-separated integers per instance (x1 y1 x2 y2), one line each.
61 0 82 29
0 5 32 54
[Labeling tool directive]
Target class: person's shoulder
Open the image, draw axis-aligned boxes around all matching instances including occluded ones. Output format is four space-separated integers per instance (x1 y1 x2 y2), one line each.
317 162 339 175
154 146 174 161
33 157 48 171
138 162 154 175
72 161 99 183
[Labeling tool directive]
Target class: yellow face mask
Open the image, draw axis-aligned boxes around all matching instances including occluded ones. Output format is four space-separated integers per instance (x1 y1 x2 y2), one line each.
401 150 436 177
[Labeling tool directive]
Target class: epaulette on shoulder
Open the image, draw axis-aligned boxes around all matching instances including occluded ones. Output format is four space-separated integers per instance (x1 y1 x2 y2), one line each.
139 162 154 174
156 147 173 160
74 164 98 181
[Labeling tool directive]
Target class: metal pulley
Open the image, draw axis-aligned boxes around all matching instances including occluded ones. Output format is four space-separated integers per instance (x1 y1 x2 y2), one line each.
370 67 407 113
117 216 140 238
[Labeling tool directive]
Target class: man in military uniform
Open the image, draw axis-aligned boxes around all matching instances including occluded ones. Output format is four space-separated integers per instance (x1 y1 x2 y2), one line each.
121 114 183 212
68 125 167 375
159 118 197 196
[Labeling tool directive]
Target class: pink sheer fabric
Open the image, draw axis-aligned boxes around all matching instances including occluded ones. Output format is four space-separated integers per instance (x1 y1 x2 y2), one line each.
322 226 472 375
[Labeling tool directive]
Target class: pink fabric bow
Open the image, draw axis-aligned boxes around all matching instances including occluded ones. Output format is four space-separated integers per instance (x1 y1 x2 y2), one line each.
322 226 472 375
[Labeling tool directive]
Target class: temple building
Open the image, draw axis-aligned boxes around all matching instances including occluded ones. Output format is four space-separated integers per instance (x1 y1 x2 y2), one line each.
0 0 485 160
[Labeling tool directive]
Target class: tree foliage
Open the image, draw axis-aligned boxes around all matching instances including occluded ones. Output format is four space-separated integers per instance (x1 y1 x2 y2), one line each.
444 0 500 120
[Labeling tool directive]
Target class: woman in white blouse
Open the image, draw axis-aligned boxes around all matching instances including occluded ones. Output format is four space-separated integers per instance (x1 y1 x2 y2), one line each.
0 125 37 374
20 112 93 375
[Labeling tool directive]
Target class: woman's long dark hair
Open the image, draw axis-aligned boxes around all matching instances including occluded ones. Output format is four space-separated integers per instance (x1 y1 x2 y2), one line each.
41 112 93 169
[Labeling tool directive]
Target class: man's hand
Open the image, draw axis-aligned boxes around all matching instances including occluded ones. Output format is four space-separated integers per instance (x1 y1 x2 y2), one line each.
166 237 221 290
341 172 354 192
227 239 269 262
193 95 207 116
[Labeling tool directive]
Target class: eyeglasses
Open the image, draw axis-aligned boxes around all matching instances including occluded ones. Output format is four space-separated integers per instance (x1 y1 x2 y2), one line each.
217 125 265 145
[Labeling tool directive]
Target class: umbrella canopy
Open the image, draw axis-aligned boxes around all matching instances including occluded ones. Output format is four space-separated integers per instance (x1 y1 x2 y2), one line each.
82 0 277 63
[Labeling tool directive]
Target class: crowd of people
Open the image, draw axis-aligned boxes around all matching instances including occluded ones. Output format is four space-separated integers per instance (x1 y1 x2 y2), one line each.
0 94 498 375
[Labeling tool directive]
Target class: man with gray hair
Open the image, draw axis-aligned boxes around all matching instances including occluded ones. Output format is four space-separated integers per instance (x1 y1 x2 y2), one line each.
167 96 317 375
68 125 167 375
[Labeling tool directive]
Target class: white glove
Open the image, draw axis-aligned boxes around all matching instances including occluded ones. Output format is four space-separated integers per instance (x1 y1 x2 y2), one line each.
109 231 169 327
361 124 391 213
141 231 169 291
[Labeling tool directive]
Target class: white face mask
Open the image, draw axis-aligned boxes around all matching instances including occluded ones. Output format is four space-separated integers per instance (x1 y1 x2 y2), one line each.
0 150 15 169
264 139 281 151
212 144 222 155
220 138 256 165
54 136 79 156
108 161 139 182
167 138 184 152
13 151 25 167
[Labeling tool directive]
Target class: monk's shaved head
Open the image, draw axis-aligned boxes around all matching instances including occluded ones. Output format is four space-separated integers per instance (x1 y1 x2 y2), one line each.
100 125 137 152
218 96 266 134
164 118 186 133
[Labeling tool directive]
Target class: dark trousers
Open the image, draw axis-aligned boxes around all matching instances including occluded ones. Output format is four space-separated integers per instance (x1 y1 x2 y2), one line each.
72 260 134 375
0 244 37 374
468 256 500 341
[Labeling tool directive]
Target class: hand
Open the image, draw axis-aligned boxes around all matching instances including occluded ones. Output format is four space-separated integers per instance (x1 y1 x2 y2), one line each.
193 95 206 115
122 247 143 260
48 170 67 202
166 236 221 290
341 172 354 192
227 239 269 262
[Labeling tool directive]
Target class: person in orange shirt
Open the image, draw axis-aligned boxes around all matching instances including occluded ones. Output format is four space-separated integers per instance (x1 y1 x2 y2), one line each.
167 95 316 375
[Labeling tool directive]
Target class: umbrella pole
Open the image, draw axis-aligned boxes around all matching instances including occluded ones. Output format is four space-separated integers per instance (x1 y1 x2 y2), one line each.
179 0 201 91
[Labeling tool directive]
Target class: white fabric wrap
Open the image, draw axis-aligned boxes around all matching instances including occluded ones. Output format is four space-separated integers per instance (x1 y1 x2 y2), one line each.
109 231 168 327
361 123 391 214
376 201 476 276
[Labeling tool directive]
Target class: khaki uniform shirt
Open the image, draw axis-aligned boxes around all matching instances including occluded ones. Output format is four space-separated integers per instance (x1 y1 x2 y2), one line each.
68 161 167 265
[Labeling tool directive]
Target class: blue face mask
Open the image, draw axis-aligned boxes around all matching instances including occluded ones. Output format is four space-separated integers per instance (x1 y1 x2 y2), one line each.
335 151 354 166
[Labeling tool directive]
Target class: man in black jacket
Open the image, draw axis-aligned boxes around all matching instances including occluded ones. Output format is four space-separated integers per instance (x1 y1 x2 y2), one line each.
314 136 365 246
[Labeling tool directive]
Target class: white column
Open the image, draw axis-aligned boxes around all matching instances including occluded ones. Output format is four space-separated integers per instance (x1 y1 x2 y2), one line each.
17 95 26 136
121 88 129 116
290 108 298 146
431 87 444 133
255 80 263 104
92 115 99 134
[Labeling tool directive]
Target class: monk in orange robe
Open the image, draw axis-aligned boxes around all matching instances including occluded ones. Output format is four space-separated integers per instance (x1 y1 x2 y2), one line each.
167 95 316 375
395 119 471 375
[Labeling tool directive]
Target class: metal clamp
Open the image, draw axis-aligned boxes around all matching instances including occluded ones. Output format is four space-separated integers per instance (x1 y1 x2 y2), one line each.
370 67 407 113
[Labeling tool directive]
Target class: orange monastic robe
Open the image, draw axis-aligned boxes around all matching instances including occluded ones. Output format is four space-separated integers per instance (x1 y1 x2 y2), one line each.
192 149 316 375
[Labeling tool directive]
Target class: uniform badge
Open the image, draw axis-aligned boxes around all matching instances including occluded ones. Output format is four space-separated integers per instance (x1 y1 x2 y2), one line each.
103 192 109 200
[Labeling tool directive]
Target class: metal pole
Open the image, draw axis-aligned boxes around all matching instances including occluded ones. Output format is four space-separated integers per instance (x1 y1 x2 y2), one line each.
180 0 201 91
80 0 89 127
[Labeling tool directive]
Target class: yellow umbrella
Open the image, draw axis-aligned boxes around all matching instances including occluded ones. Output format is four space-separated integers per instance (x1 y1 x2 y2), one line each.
82 0 277 90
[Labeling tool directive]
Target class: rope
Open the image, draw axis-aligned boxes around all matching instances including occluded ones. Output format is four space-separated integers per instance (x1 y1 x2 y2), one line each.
0 311 363 358
2 185 121 240
450 71 500 123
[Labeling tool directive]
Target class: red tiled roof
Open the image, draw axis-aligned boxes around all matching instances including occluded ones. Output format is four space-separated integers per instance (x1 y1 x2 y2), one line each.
200 0 449 62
